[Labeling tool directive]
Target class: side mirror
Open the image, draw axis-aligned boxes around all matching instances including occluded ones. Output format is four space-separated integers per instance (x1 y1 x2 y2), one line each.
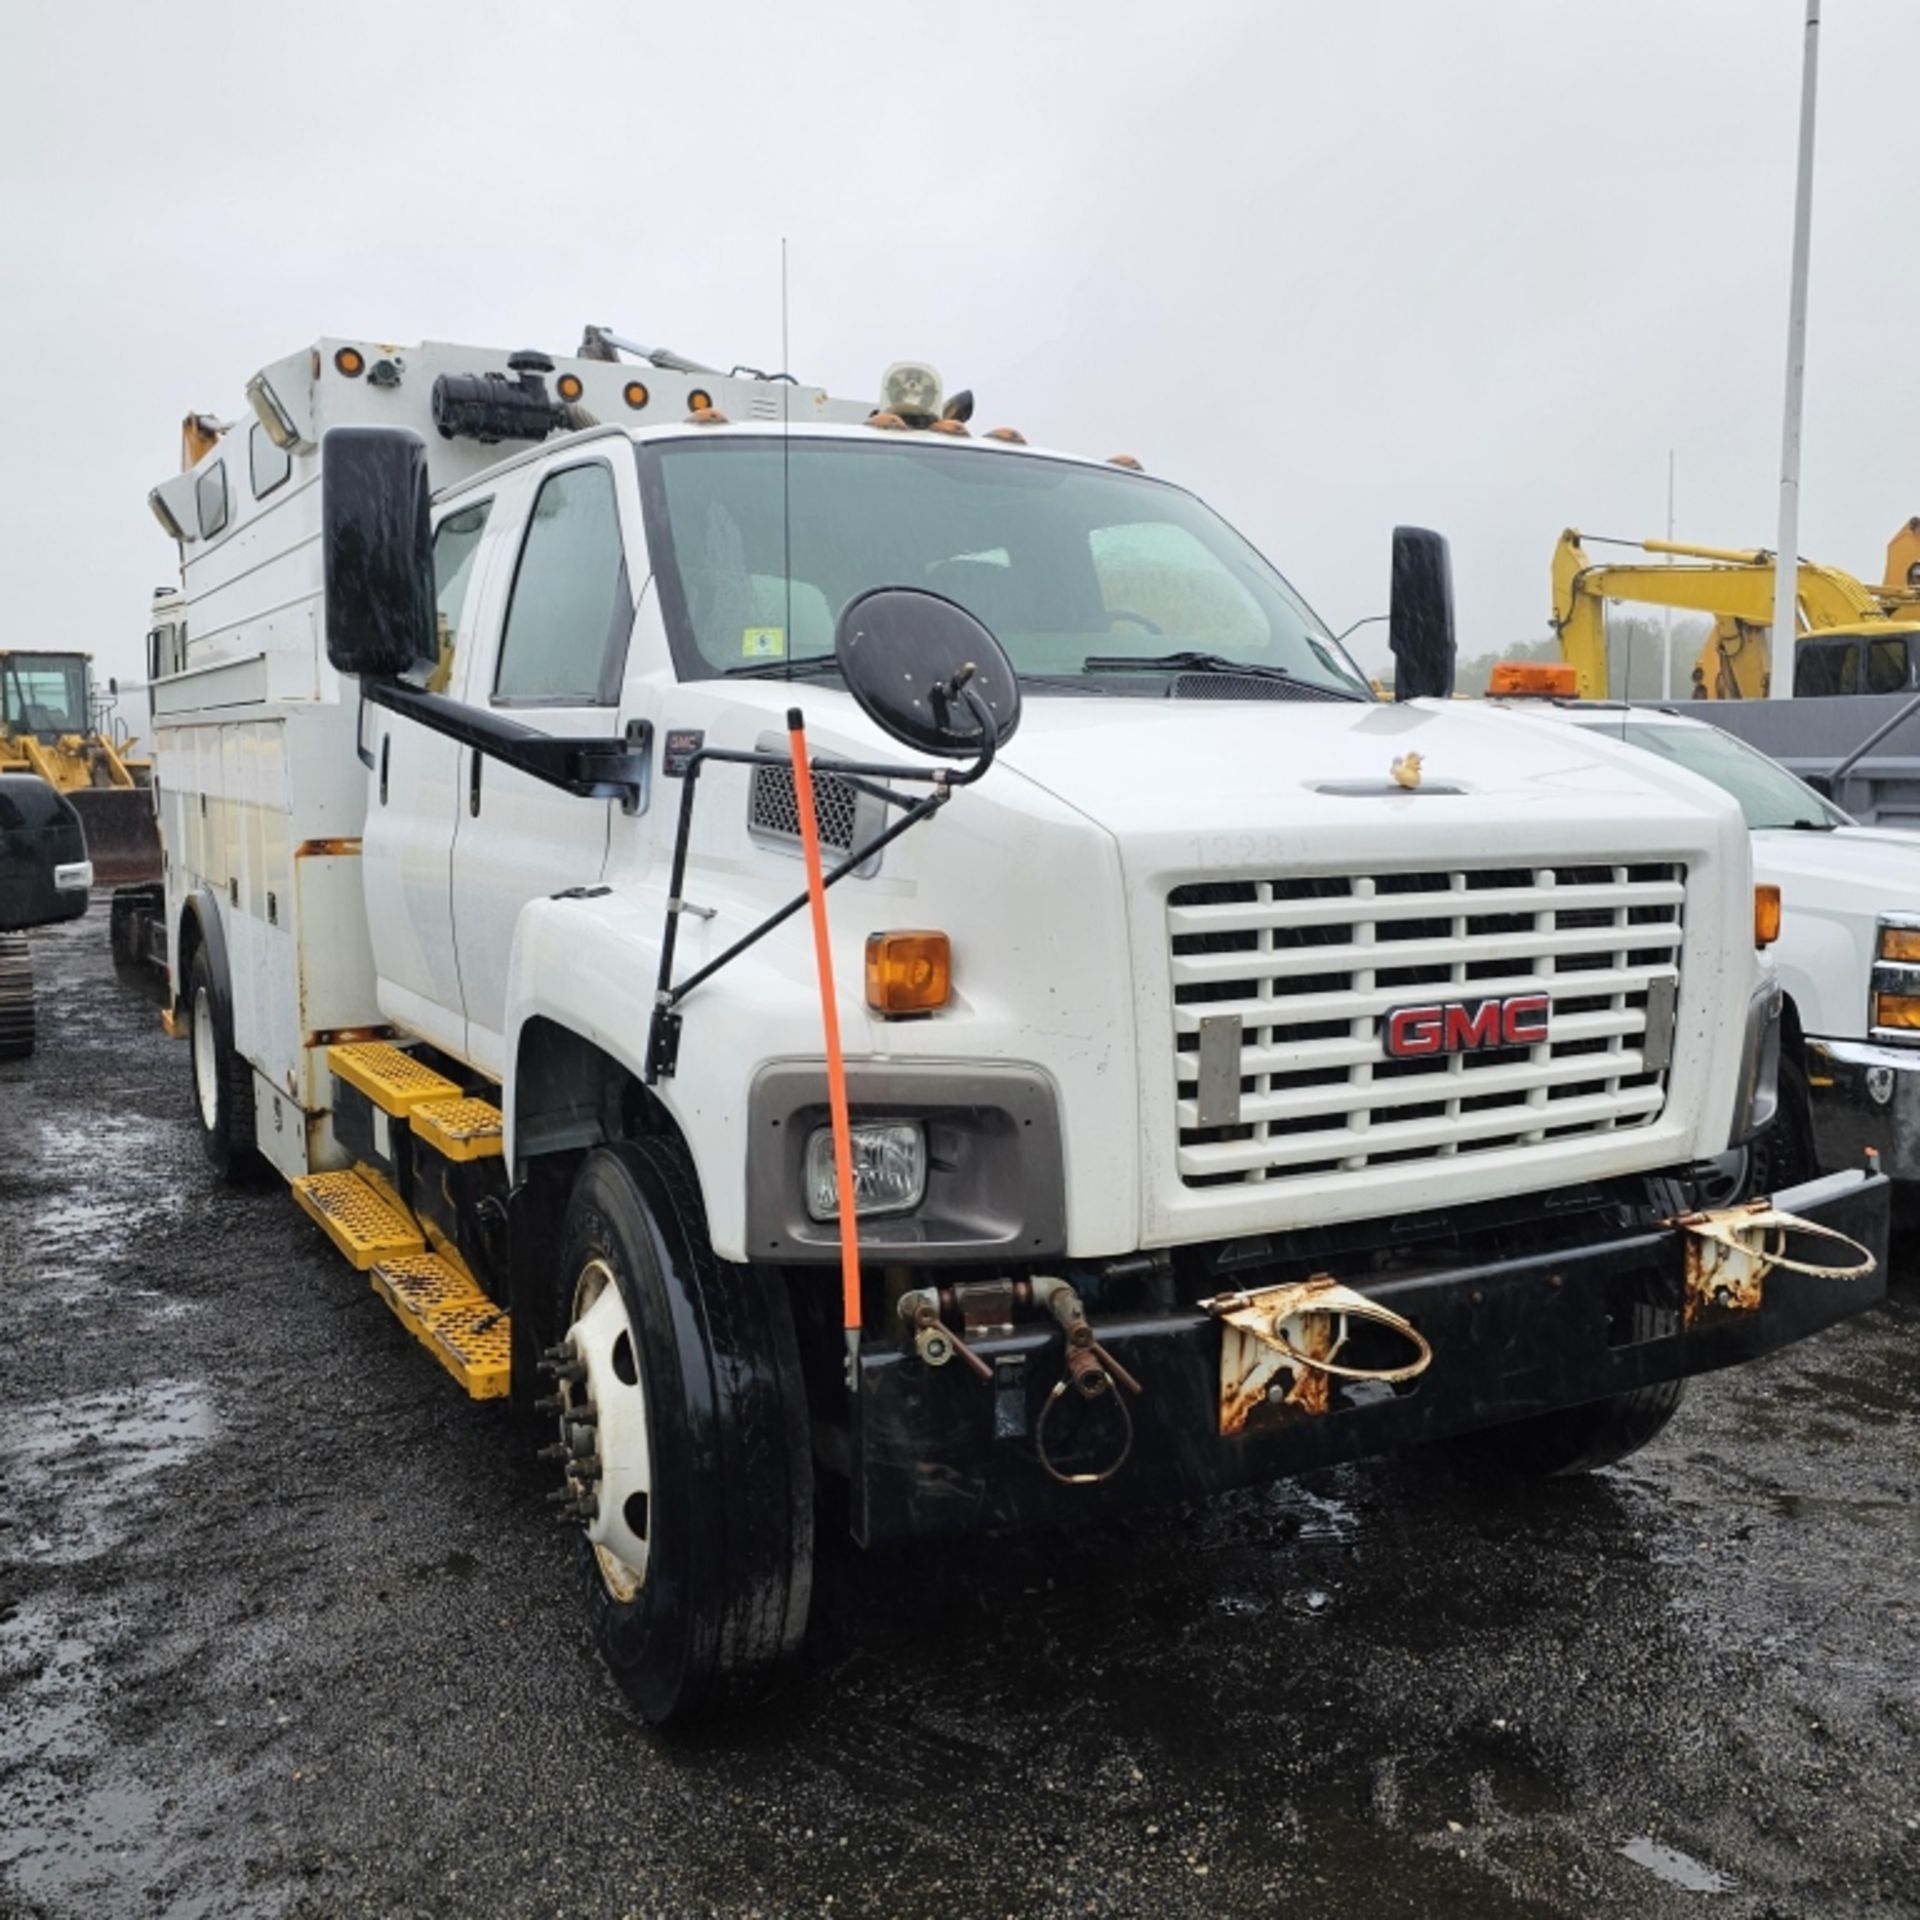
834 587 1022 756
108 677 118 696
322 426 436 678
1803 773 1835 800
1389 526 1457 701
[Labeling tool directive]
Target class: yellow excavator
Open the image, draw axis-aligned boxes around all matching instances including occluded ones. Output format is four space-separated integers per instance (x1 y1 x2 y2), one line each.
1552 523 1920 701
0 650 161 884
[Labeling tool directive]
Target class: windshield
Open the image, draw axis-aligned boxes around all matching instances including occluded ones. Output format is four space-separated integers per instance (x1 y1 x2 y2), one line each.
1585 719 1852 831
1 653 89 735
638 437 1371 698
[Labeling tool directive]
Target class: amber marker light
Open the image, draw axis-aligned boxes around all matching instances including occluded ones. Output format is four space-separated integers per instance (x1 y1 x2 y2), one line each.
623 381 650 410
334 346 365 377
1754 884 1782 948
1878 924 1920 963
557 373 584 401
1489 660 1577 697
1874 992 1920 1030
865 931 951 1016
687 388 712 413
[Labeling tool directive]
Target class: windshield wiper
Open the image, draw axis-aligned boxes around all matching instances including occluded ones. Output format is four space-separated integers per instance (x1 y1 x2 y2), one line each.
723 655 845 680
1079 650 1365 700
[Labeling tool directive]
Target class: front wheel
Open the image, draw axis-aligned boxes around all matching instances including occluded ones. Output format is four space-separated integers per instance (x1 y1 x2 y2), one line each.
546 1141 813 1724
1448 1377 1687 1478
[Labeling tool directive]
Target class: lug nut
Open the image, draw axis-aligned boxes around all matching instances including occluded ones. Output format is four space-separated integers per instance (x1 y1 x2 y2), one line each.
537 1441 571 1462
533 1394 565 1416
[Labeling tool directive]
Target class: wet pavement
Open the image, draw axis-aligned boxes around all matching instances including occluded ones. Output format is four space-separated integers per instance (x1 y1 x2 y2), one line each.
2 910 1917 1919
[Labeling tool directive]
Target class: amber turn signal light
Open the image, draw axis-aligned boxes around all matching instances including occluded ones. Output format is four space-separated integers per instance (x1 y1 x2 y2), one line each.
1873 991 1920 1030
865 931 950 1016
1754 884 1782 948
334 346 366 377
1878 924 1920 963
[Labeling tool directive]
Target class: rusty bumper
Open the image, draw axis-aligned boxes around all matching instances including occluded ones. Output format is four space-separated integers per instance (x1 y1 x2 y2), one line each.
848 1164 1888 1545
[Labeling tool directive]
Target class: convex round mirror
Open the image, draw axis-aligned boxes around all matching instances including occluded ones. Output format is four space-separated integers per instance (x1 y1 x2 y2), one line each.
834 587 1022 757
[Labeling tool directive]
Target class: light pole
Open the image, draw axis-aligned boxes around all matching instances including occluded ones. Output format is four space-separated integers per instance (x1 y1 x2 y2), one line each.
1771 0 1821 701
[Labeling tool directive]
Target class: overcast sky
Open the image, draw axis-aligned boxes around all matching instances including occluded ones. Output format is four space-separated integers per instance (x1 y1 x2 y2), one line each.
5 0 1916 688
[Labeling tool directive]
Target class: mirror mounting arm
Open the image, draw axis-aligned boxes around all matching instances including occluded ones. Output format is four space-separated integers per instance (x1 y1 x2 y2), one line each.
359 677 650 805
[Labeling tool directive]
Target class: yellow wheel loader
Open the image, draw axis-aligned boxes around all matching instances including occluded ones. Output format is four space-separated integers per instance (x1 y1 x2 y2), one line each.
0 650 161 884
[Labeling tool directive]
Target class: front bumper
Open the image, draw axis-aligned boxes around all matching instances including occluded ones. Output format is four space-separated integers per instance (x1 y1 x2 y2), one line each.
849 1162 1888 1544
1808 1037 1920 1183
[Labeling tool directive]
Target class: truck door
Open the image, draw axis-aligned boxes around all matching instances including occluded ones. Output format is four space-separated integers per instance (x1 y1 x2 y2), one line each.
448 450 638 1077
360 495 500 1060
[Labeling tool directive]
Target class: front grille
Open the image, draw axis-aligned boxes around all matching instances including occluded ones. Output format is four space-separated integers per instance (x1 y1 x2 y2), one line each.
1169 862 1685 1188
748 760 859 852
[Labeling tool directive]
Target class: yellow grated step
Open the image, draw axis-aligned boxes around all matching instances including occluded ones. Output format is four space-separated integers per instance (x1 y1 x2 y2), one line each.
328 1041 462 1116
411 1095 505 1163
369 1252 511 1400
291 1169 424 1271
425 1300 512 1401
371 1250 487 1327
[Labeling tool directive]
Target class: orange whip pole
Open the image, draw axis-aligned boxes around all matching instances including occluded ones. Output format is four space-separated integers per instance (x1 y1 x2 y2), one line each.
786 708 863 1384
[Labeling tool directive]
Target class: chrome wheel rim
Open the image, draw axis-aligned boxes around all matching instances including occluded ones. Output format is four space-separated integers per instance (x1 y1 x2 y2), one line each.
563 1256 652 1602
191 986 219 1132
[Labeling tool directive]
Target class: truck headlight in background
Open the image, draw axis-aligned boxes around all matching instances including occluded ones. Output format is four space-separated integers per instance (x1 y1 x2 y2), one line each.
1732 983 1783 1144
805 1122 927 1221
1870 915 1920 1041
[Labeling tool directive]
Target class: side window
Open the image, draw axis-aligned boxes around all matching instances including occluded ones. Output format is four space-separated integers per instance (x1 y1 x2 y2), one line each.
494 464 631 704
196 460 229 538
1794 640 1854 697
428 500 492 692
1866 635 1910 695
1088 521 1265 651
249 422 291 499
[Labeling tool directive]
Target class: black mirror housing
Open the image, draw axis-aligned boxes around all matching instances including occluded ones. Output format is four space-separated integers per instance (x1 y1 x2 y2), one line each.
322 426 436 679
1389 526 1457 702
834 587 1022 756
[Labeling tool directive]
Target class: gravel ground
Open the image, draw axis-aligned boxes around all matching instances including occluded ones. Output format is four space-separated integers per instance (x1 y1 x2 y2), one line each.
2 910 1917 1920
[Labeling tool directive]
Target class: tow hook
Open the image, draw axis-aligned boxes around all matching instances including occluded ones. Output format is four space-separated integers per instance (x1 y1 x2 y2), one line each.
1027 1276 1142 1487
1200 1274 1432 1435
1668 1202 1876 1326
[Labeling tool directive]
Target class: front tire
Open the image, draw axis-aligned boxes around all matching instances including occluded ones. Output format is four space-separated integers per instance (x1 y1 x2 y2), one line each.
1747 1047 1818 1196
549 1141 813 1724
1449 1377 1687 1478
185 941 262 1182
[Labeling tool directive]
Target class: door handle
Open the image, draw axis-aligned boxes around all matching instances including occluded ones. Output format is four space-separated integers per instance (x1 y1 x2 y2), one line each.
469 746 483 817
379 734 390 806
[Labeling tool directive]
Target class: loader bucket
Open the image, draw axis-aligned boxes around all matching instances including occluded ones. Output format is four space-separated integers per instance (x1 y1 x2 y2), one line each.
68 786 162 886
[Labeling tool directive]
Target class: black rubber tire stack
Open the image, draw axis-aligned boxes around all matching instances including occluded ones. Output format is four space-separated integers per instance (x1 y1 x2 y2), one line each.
0 933 33 1060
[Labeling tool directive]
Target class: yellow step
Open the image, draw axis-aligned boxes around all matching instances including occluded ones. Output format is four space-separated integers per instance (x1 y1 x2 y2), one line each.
328 1041 462 1116
370 1251 510 1400
291 1169 424 1271
411 1095 505 1163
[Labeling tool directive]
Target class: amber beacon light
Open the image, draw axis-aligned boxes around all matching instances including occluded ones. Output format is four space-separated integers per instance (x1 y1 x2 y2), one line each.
865 931 951 1015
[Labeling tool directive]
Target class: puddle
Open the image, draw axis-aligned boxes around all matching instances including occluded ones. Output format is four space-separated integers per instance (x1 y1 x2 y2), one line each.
1620 1836 1735 1893
0 1376 217 1565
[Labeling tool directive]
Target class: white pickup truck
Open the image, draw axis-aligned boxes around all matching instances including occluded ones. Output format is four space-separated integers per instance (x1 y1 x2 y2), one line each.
128 333 1889 1721
1526 702 1920 1209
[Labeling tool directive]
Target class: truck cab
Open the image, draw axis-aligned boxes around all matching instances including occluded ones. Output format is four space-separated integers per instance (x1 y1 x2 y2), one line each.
139 334 1890 1723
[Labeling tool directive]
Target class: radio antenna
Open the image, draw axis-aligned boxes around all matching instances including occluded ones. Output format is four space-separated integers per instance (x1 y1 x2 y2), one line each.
781 236 793 683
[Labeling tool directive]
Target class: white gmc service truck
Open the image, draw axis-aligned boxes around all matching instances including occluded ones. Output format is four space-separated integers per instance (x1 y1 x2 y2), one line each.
135 332 1887 1722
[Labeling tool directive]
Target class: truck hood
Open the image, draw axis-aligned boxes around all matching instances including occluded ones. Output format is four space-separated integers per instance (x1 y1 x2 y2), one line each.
1755 824 1920 906
994 694 1742 846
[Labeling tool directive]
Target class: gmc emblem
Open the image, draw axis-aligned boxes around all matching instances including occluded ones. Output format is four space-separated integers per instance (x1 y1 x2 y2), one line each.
1384 992 1551 1059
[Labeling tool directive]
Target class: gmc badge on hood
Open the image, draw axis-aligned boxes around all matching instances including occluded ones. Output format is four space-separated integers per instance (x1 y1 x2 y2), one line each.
1385 992 1551 1059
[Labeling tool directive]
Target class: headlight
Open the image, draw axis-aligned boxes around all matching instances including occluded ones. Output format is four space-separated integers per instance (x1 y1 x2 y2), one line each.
1871 916 1920 1041
1731 982 1782 1144
804 1122 926 1221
